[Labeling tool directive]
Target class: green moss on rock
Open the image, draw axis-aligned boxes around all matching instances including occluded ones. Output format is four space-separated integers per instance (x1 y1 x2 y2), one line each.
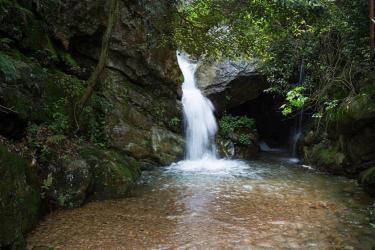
47 157 92 208
305 141 346 171
0 145 40 249
79 145 141 200
359 167 375 196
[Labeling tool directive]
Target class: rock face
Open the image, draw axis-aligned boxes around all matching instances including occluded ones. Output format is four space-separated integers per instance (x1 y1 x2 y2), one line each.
196 60 267 111
0 145 40 249
302 85 375 178
102 69 184 166
0 0 183 248
359 167 375 196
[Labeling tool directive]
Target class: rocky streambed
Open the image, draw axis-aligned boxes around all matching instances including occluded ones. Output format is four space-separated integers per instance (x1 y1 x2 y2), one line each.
27 154 375 249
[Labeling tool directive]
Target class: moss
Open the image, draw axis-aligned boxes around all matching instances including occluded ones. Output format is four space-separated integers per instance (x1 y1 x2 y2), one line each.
22 17 57 58
327 86 375 130
0 145 40 248
359 167 375 196
57 49 79 68
309 142 345 169
79 145 140 200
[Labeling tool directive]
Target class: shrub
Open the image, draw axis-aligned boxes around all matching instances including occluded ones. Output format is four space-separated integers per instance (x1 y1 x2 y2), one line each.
219 114 256 145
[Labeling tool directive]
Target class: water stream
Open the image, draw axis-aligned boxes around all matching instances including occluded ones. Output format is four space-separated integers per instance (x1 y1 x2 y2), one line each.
27 155 375 249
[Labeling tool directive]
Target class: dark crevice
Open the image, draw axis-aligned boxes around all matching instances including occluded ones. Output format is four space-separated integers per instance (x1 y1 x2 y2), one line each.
228 92 295 149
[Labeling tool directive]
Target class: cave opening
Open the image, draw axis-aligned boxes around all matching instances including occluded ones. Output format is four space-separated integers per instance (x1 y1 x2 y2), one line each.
227 92 296 152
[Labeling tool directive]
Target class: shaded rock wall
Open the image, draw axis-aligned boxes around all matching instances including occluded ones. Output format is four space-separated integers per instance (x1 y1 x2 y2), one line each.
302 83 375 192
0 143 40 249
0 1 183 247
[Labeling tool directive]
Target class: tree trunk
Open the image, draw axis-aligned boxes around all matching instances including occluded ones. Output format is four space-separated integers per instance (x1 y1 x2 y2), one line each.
75 0 119 124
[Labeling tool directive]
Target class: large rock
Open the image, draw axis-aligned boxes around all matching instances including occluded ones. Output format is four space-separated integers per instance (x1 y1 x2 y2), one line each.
43 143 141 208
79 145 141 200
58 0 182 90
103 69 184 166
0 145 40 249
151 126 184 165
302 85 375 177
196 60 267 111
47 157 92 208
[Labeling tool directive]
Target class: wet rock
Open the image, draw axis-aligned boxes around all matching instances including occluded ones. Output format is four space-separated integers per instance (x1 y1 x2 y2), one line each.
196 60 267 111
217 138 235 158
0 145 40 249
217 136 259 160
102 69 183 165
151 126 184 165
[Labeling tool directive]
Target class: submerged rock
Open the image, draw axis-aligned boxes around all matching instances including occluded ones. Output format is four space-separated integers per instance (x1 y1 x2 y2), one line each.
0 145 40 249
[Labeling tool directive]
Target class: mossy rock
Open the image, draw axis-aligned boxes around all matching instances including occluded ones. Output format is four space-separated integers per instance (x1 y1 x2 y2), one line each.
47 157 92 209
306 141 346 171
79 145 141 200
0 50 84 131
0 145 40 249
359 167 375 196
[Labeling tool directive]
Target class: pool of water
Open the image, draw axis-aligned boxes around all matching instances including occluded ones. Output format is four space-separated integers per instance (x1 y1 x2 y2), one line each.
27 155 375 249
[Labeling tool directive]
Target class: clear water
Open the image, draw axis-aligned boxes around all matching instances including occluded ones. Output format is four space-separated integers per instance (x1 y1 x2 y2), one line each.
27 155 375 249
178 51 218 160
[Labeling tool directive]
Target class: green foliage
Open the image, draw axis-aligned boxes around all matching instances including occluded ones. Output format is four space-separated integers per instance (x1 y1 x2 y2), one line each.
280 86 308 116
220 114 256 136
80 93 112 146
41 173 53 191
57 194 74 208
169 0 370 130
238 134 252 146
219 114 256 146
169 117 181 128
0 52 21 81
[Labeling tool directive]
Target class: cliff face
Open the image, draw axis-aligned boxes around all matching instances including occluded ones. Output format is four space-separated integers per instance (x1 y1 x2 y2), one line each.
1 0 185 165
0 1 184 248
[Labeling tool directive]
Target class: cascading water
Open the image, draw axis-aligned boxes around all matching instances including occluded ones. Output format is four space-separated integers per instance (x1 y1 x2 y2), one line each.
172 51 248 172
177 51 218 160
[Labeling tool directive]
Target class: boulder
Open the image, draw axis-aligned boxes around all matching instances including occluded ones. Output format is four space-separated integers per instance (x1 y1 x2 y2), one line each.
217 136 259 160
0 145 40 249
47 157 92 208
303 141 347 173
196 60 267 111
151 126 184 165
79 146 141 200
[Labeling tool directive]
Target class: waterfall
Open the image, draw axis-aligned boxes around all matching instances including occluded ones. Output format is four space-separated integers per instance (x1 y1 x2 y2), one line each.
177 51 218 160
291 107 303 159
291 60 305 161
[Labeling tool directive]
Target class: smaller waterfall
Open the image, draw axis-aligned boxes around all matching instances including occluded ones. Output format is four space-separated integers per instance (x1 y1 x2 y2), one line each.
291 107 303 159
177 51 218 160
291 60 305 161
